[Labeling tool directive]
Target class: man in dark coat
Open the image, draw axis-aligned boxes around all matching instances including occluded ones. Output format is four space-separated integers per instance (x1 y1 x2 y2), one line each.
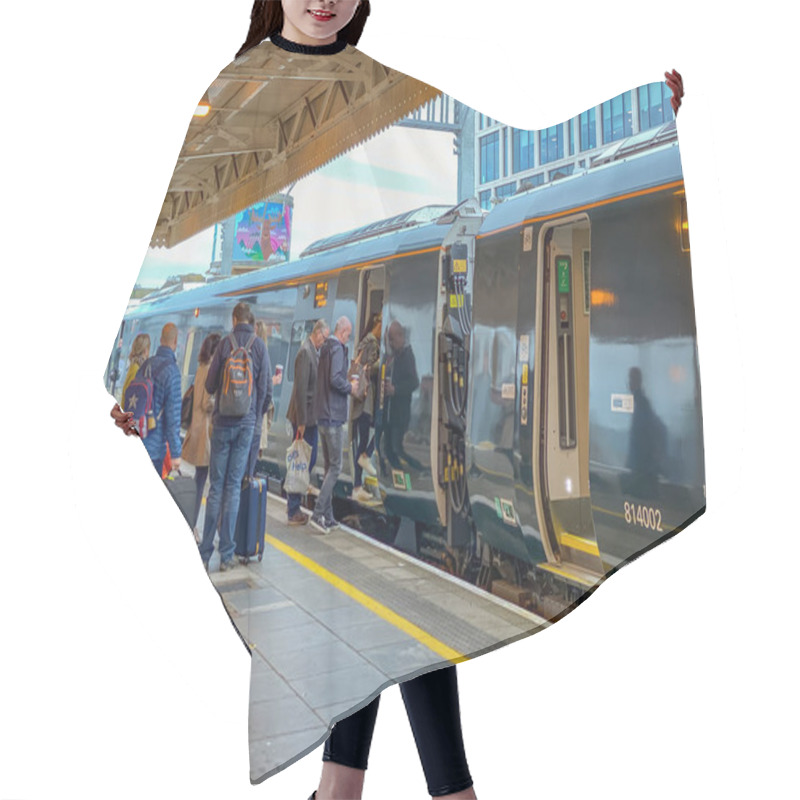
285 319 328 524
310 316 357 533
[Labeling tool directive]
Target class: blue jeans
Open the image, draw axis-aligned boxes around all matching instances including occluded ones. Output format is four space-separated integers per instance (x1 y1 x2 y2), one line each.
316 422 344 523
287 424 318 518
199 422 253 564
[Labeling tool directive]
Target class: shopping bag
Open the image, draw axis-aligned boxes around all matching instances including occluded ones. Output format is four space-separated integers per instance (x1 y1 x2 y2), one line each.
285 438 312 495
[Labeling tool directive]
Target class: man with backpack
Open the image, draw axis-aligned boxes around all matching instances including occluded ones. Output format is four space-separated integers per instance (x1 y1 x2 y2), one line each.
198 302 271 571
126 322 182 476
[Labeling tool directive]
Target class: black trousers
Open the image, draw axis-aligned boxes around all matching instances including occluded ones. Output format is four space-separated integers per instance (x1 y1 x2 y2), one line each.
323 666 473 797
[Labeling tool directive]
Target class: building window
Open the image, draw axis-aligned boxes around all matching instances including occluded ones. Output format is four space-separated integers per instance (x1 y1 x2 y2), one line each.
479 189 492 210
502 127 508 177
479 114 495 130
638 82 675 130
601 92 633 143
480 131 500 184
539 125 564 164
519 173 544 191
512 129 535 173
569 119 575 155
496 181 516 201
549 164 575 182
580 108 596 151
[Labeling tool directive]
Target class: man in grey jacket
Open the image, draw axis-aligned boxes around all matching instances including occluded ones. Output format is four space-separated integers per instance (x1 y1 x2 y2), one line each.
311 316 358 533
285 319 328 525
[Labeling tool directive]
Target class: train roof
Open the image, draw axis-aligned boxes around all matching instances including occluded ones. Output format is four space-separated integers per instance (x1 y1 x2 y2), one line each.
299 204 454 257
125 142 684 321
477 141 684 237
124 205 456 320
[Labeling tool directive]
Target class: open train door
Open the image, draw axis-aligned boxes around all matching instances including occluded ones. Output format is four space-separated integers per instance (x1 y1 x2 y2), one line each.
532 217 605 590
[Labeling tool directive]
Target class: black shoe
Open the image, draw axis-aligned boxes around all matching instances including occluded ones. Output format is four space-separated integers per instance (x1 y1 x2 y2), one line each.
219 558 238 572
307 793 316 800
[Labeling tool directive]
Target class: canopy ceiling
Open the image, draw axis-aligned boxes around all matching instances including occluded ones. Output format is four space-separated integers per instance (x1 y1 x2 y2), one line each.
152 43 441 249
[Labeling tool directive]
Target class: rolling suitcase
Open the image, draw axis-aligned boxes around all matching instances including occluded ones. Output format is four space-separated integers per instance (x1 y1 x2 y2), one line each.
234 476 268 563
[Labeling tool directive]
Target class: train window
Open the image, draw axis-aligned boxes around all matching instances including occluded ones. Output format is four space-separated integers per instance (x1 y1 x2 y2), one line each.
286 320 317 383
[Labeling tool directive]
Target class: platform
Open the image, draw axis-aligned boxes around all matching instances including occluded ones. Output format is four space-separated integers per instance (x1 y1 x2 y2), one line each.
202 495 548 781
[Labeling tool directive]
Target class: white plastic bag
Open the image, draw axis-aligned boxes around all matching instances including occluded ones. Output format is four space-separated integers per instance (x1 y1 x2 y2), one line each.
285 438 312 495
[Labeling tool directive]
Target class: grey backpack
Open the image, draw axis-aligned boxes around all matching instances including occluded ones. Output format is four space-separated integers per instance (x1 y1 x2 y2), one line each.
219 333 257 417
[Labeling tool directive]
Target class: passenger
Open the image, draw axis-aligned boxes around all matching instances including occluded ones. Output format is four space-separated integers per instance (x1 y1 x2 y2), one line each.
121 332 151 402
138 323 182 476
199 301 270 572
245 319 273 478
382 320 423 471
286 318 329 525
350 312 381 503
180 332 221 540
310 316 358 533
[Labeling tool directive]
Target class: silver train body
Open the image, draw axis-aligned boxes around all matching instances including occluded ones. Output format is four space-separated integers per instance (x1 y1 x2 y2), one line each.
106 140 704 612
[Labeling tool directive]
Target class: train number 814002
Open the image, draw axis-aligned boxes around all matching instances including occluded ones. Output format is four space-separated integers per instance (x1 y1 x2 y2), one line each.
623 501 664 532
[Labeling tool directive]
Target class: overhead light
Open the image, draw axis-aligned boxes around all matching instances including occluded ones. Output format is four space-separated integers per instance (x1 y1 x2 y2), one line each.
194 102 211 118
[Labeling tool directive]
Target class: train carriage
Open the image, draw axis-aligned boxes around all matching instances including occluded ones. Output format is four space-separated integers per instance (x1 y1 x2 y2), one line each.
105 137 704 615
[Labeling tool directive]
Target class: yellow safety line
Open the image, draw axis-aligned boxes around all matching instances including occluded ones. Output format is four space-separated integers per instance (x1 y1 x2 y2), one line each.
559 532 600 557
264 533 465 664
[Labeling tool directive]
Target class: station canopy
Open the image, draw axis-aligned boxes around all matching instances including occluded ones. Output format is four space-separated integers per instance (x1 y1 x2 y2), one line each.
152 45 441 249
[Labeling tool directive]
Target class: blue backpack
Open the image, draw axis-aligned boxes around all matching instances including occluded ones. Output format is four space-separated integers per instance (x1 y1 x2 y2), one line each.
123 357 167 439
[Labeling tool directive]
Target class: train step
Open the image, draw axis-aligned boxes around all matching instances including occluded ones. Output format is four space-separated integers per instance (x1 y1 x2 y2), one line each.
535 561 603 589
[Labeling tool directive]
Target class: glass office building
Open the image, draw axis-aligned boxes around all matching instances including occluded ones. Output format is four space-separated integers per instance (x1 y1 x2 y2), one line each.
475 82 675 210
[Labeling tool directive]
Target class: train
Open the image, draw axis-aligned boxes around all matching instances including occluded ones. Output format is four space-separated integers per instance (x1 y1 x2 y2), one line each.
105 135 705 617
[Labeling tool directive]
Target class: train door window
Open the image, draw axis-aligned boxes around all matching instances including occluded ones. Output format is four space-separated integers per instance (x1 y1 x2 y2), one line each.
358 267 385 340
260 321 285 397
286 320 317 382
